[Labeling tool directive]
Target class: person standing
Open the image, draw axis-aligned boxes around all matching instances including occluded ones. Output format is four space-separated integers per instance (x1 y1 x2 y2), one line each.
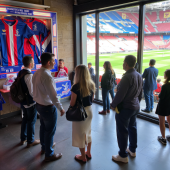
20 56 40 147
70 65 95 162
99 61 115 115
111 55 143 163
88 62 95 82
32 53 65 162
55 59 68 77
142 59 158 113
88 62 94 76
156 69 170 145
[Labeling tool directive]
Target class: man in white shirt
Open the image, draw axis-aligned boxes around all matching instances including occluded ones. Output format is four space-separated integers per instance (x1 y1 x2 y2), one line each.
20 56 40 147
32 52 65 162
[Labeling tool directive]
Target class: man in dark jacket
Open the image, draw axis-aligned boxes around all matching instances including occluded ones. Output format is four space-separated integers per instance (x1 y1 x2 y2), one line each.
142 59 158 113
88 62 95 82
111 55 143 163
20 56 40 147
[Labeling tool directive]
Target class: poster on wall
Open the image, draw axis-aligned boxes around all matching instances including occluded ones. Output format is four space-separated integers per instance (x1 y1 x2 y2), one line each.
0 5 58 79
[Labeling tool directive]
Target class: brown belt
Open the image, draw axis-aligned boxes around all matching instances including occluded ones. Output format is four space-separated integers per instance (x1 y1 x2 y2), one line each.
37 103 54 107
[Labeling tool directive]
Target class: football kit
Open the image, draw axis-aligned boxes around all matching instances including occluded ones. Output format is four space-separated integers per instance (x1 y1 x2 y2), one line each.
0 19 35 66
42 30 52 53
24 18 48 64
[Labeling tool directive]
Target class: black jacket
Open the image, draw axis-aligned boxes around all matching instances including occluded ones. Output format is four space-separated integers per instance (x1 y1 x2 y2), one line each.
101 70 115 89
156 83 170 116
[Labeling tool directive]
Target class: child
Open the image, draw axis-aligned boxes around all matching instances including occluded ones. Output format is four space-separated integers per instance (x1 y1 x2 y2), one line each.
155 79 162 93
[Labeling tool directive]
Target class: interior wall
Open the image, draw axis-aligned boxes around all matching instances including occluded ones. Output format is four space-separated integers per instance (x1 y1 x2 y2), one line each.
0 0 74 116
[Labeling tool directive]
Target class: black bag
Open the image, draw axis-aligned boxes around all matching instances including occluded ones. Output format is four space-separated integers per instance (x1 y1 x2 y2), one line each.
10 70 31 104
66 97 88 121
107 73 117 90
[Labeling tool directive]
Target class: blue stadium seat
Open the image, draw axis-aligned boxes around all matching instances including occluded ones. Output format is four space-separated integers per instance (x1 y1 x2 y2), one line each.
100 21 106 25
106 11 120 21
163 35 170 40
99 13 110 20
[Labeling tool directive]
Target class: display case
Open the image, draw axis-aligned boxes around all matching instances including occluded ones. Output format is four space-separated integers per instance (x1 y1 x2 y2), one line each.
0 4 58 79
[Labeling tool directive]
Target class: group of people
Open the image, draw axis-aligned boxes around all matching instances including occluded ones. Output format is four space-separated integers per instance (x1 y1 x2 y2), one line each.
19 52 170 164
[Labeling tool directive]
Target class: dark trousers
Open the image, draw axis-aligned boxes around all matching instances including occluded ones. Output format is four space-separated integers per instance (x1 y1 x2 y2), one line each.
144 89 154 111
20 105 37 144
36 104 57 157
115 108 139 158
102 88 110 111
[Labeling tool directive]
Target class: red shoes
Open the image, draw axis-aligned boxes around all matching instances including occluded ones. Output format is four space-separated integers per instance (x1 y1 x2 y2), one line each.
85 151 92 159
99 110 107 115
75 155 87 163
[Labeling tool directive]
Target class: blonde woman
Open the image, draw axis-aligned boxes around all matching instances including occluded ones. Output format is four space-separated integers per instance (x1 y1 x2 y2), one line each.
70 64 95 163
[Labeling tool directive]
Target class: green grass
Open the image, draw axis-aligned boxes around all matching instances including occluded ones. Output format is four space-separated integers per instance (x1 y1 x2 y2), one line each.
87 50 170 80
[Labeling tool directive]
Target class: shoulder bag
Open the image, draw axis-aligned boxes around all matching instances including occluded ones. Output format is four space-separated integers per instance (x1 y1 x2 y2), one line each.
66 97 88 121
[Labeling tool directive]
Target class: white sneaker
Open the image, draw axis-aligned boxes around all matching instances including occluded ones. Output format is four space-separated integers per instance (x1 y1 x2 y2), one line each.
126 148 136 157
112 154 128 163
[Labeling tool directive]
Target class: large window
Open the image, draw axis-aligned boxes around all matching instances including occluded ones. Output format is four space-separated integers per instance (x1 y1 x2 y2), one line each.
98 7 139 101
79 0 170 121
141 1 170 117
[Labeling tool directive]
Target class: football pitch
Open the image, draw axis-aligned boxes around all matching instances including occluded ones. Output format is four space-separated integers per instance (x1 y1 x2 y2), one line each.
87 50 170 80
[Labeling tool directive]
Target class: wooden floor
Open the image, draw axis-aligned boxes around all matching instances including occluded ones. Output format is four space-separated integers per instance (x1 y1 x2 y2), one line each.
0 102 170 170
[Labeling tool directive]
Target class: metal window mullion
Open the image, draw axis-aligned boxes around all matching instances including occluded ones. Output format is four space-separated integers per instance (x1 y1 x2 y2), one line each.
137 4 146 74
95 12 99 99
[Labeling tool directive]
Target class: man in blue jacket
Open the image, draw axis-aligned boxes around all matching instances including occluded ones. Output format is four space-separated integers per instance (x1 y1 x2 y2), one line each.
142 59 158 113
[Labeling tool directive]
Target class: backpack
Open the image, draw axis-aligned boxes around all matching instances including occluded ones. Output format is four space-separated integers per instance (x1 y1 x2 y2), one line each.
107 73 117 90
10 70 31 104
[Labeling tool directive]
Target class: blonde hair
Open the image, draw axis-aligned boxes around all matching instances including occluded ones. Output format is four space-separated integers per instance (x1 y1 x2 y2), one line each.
74 64 95 97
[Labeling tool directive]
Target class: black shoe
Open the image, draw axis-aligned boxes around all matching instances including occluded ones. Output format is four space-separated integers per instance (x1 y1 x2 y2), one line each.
141 109 150 113
158 136 167 145
166 135 170 142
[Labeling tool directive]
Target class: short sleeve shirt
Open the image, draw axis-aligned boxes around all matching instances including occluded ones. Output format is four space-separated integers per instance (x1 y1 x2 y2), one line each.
71 83 93 107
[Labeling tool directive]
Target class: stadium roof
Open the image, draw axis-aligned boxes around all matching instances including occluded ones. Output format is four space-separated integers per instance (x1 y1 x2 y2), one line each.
116 1 170 13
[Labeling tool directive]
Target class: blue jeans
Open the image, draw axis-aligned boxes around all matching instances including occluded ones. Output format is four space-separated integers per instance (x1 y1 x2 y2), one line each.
109 86 115 101
20 105 37 144
144 89 154 111
36 104 57 157
116 108 139 158
102 88 110 111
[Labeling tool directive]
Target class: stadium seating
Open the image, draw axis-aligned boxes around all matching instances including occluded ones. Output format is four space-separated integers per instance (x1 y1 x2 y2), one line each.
146 12 157 22
87 10 170 52
155 23 170 32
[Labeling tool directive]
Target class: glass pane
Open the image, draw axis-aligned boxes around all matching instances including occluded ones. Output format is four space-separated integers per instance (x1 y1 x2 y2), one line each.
82 14 98 99
99 6 139 101
142 1 170 117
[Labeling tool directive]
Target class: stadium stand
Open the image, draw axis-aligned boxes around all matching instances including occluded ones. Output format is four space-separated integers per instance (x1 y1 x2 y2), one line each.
146 12 157 22
87 10 170 52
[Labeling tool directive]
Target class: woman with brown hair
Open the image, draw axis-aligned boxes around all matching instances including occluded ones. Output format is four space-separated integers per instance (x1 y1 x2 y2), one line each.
156 69 170 145
70 64 95 162
99 61 116 115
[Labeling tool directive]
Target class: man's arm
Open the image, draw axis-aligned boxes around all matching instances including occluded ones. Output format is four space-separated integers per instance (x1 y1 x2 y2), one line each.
111 76 130 108
43 77 63 111
91 67 94 75
25 74 34 98
142 69 147 78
